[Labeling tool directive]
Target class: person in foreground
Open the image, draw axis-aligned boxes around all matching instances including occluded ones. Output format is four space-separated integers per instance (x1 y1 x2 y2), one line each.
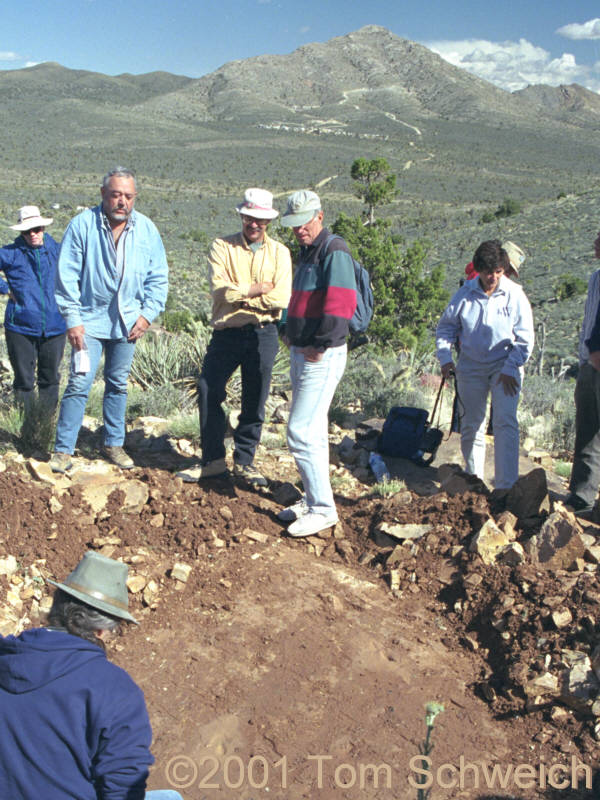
0 551 182 800
436 240 534 490
566 230 600 513
49 167 168 473
279 190 357 536
0 206 66 421
177 188 291 486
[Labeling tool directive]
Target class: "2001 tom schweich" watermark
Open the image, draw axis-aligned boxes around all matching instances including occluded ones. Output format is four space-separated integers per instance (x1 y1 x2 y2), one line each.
165 753 593 792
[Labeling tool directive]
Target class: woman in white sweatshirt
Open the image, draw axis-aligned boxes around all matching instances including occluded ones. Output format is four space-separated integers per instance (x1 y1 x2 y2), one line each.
436 240 534 490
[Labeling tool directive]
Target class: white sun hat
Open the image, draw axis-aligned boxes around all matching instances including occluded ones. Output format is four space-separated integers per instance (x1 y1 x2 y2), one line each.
10 205 53 231
236 188 279 220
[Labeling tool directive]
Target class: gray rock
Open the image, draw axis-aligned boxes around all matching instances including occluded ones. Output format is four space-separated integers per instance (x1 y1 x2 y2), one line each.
528 507 585 570
506 468 550 520
497 541 525 565
470 519 511 565
271 482 302 507
376 522 431 540
559 656 600 713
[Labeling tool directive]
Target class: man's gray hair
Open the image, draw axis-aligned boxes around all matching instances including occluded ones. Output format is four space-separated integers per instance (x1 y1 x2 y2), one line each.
48 589 122 651
102 166 137 191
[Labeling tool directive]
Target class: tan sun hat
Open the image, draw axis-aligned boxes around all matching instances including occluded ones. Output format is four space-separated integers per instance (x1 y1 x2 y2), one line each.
47 551 137 624
502 241 525 276
10 205 53 231
236 188 279 220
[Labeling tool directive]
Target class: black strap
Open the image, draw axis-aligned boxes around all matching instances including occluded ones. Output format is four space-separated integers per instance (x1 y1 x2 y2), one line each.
430 375 446 429
446 373 465 441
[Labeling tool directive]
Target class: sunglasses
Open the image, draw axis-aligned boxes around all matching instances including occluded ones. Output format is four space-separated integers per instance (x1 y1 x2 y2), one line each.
24 226 44 234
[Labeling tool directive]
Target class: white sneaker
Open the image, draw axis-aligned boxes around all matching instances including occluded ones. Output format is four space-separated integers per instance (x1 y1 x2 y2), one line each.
287 511 339 538
277 496 308 522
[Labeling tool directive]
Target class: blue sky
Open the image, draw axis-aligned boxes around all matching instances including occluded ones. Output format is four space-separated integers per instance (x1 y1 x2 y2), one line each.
2 1 600 92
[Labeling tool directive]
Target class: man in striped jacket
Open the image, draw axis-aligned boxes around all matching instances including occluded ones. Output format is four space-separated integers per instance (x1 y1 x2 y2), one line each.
279 190 357 537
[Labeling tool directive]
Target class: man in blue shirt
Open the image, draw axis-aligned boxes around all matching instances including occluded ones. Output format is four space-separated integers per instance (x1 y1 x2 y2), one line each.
49 167 168 472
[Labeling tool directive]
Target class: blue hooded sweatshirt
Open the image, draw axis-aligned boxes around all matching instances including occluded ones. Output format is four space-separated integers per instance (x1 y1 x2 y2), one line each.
0 627 153 800
0 233 67 337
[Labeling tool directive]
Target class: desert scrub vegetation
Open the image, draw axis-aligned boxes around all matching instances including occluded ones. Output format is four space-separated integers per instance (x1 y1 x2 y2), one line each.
479 197 522 224
331 344 442 420
553 273 587 301
518 373 575 455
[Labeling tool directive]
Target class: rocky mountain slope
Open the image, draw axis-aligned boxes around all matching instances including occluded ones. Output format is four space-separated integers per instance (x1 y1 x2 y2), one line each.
1 26 598 131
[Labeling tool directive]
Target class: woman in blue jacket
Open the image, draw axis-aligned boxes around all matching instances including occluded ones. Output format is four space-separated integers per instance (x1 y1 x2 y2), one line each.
0 205 67 415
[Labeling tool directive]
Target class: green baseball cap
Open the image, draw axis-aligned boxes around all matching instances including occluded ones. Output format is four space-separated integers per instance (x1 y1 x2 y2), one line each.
281 190 321 227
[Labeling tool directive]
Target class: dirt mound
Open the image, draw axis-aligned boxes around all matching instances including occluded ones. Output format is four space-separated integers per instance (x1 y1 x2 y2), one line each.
1 458 599 799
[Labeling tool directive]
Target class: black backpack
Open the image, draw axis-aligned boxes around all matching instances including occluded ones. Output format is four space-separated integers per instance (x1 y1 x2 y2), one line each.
325 234 374 335
377 378 446 466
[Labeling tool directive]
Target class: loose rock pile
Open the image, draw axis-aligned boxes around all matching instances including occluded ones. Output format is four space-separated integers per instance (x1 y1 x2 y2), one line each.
1 415 599 764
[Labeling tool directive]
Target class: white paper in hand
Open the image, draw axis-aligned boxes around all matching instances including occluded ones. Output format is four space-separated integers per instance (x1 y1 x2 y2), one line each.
74 349 91 374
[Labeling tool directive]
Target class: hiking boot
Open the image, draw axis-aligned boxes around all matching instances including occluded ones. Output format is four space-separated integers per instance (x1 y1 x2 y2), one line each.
49 451 73 474
287 511 339 538
277 496 308 522
232 462 268 487
101 446 134 470
176 458 227 482
565 494 594 516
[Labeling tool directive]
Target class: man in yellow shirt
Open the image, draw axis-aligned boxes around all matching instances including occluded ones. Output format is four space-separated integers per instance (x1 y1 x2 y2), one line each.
178 189 291 485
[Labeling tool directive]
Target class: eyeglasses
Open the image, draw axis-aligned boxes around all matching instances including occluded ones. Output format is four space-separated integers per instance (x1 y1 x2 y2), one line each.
241 215 269 227
24 227 44 234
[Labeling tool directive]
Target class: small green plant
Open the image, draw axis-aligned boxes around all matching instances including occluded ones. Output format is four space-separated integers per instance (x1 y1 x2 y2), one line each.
162 309 195 334
414 702 445 800
370 478 407 497
18 396 57 453
554 273 586 301
494 197 522 218
554 460 572 479
165 412 200 441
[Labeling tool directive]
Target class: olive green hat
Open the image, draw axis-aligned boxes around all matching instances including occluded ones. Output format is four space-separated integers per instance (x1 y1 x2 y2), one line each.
47 551 137 624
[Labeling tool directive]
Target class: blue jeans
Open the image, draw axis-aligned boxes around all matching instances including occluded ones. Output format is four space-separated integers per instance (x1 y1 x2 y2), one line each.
54 335 136 454
146 792 183 799
287 344 347 515
456 354 522 489
198 324 278 465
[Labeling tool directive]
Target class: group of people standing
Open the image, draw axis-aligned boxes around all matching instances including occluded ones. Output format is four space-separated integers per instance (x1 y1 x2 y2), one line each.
176 185 358 537
2 175 600 798
0 175 358 538
2 171 600 530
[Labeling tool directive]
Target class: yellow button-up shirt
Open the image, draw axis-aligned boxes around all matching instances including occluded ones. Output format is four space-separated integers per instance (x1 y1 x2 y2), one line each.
208 232 292 329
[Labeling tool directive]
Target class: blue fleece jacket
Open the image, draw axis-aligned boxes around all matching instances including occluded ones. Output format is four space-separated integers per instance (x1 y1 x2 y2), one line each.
0 627 153 800
0 234 67 337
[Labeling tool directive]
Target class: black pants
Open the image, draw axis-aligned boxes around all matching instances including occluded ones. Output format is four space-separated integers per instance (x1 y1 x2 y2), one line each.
198 324 278 465
5 329 66 412
570 362 600 506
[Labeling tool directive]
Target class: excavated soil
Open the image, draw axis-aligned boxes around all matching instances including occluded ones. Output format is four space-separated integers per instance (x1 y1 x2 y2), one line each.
1 457 599 799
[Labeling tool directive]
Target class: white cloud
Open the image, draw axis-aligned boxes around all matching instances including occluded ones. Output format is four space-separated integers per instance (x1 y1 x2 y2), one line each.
426 37 600 93
0 51 20 62
557 18 600 41
299 26 310 34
